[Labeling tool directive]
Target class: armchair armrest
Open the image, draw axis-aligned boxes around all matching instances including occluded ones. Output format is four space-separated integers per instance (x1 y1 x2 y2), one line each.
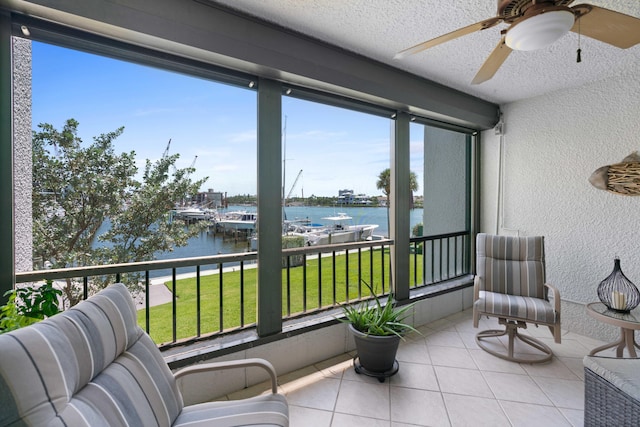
174 358 279 394
544 282 561 314
474 275 481 302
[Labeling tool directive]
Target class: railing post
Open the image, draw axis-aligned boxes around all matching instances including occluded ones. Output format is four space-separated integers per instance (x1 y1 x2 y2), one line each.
256 78 283 336
0 11 14 304
390 112 411 301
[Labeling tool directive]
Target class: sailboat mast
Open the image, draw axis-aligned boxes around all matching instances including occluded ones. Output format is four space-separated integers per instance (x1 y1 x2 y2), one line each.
282 115 287 220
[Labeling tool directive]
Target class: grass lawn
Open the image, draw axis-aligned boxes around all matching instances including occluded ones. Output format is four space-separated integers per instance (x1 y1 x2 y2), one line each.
139 247 424 344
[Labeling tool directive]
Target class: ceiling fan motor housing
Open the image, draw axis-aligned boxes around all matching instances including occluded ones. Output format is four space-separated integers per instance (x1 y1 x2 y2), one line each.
497 0 574 19
505 6 575 51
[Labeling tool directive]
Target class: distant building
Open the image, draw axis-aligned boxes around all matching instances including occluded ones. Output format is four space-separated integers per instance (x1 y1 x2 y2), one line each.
337 189 372 205
337 189 354 204
193 188 224 208
354 194 372 205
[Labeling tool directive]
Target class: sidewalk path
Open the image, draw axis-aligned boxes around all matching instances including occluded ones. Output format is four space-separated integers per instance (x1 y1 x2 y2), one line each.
135 263 258 310
136 247 369 310
136 283 175 310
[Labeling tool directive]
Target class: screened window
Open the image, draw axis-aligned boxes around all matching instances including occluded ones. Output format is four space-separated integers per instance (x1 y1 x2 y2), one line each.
27 41 258 288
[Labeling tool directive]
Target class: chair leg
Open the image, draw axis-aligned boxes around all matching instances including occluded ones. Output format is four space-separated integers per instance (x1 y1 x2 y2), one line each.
476 318 553 364
472 306 479 328
547 323 561 344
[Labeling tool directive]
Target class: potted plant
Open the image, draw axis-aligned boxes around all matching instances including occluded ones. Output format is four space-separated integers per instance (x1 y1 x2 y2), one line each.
340 281 417 381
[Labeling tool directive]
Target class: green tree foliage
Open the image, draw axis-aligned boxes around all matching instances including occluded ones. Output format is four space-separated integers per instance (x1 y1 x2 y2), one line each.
375 168 419 203
225 194 256 206
224 194 381 207
32 119 207 305
376 168 419 235
412 223 423 237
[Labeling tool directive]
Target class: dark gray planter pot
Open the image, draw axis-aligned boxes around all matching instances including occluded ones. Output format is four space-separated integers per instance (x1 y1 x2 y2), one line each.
349 324 401 373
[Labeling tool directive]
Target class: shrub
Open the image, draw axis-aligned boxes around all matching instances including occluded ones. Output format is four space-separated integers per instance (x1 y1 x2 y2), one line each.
0 280 62 333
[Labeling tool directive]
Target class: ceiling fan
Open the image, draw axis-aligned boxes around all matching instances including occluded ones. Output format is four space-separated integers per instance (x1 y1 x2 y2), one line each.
395 0 640 84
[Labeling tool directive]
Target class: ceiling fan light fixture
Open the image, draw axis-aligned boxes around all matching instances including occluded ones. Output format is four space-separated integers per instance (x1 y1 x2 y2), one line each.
505 9 575 51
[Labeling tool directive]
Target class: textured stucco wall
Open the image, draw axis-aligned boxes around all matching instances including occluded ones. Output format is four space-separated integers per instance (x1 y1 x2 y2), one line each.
480 70 640 342
12 37 32 273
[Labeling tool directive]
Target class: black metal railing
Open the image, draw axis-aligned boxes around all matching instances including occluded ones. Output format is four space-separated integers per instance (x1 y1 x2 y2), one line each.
16 252 258 347
280 240 393 319
409 231 471 288
15 233 469 349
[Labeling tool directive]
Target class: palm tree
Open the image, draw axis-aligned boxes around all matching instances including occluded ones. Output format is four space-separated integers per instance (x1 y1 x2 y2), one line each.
376 168 419 236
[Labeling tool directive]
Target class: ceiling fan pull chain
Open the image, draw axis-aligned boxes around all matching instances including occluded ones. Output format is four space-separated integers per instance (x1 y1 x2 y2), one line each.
576 17 582 63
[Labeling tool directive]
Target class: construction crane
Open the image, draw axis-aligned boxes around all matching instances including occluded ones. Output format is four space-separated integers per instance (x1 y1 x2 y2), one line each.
176 155 199 207
183 155 197 178
286 169 303 201
162 138 172 159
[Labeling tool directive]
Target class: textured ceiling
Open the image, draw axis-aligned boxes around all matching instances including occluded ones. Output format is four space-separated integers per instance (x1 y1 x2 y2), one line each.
212 0 640 105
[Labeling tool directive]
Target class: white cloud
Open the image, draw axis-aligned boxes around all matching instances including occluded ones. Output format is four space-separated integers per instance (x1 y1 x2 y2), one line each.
132 107 179 117
288 129 346 141
226 130 257 143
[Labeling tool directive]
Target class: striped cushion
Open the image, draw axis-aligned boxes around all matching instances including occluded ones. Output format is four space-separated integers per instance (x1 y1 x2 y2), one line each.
474 291 557 324
0 283 183 427
1 283 289 426
476 233 546 299
173 394 290 427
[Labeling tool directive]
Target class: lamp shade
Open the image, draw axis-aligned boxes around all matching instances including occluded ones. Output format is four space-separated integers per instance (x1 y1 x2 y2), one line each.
505 10 575 51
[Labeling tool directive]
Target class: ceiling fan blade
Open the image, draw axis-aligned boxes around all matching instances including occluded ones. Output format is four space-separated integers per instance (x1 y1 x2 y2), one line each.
394 17 502 59
471 38 512 85
571 5 640 48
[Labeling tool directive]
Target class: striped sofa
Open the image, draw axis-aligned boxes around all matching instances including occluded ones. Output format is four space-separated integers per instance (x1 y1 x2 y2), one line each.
0 283 289 426
473 233 561 363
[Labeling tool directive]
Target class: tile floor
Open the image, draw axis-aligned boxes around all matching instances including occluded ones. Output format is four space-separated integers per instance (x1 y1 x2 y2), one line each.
232 309 616 426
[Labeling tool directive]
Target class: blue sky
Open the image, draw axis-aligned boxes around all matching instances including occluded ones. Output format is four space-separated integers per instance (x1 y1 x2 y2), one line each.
32 41 424 197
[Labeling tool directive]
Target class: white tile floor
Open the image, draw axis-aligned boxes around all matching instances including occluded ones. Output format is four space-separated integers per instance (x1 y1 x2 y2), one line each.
231 309 616 426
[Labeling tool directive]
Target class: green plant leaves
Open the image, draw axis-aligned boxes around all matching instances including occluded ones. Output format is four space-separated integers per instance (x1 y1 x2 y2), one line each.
0 281 62 333
339 280 419 338
15 280 62 319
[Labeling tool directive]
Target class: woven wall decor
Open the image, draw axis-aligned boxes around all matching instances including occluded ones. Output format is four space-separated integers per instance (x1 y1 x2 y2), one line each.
589 152 640 196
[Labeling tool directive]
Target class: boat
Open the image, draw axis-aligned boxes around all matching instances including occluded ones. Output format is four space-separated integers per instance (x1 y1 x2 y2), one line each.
217 210 257 231
250 213 379 250
287 213 378 246
172 207 215 221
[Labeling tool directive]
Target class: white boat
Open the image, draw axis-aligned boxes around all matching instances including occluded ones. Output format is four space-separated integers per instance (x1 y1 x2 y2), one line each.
289 213 378 246
173 207 214 221
217 211 257 231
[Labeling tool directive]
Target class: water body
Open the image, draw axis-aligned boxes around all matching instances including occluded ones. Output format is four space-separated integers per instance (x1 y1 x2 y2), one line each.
146 205 423 278
285 204 424 238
